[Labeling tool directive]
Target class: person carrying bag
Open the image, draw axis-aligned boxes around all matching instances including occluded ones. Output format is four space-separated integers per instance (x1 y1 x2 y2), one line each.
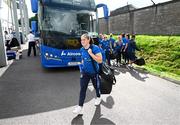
73 34 102 115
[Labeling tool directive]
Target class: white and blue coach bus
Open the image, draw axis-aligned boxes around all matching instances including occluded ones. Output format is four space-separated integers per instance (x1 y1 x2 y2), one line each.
31 0 108 68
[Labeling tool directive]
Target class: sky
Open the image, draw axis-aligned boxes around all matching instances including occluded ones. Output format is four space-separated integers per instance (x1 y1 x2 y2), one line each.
26 0 172 18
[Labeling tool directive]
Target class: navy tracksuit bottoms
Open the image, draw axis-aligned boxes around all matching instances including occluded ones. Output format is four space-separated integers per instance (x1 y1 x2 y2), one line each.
79 73 101 106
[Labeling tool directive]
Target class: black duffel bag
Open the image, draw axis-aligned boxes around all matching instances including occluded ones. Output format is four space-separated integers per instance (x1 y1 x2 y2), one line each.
99 63 116 94
134 57 145 66
89 45 116 94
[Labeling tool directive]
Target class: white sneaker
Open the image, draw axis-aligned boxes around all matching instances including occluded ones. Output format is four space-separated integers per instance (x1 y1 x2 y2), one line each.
73 106 83 114
95 97 101 106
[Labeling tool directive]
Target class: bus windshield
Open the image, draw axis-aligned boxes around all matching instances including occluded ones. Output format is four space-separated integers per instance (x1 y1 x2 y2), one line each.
41 7 94 49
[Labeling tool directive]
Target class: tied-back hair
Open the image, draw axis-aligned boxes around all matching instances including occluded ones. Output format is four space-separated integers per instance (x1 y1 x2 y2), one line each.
81 33 94 44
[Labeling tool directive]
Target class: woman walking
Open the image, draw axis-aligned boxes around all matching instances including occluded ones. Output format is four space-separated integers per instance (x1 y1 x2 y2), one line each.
73 34 102 115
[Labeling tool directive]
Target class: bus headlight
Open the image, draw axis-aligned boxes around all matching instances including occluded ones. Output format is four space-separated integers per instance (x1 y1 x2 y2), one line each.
45 53 49 56
44 53 61 61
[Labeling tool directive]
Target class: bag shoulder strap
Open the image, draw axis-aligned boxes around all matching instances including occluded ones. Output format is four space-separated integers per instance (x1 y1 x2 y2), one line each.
89 45 98 74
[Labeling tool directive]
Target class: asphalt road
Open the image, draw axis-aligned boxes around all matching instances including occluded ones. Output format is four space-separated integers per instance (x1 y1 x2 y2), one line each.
0 52 180 125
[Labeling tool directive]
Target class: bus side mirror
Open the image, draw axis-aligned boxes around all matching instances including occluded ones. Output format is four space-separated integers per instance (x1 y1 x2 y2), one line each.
103 6 109 20
96 4 109 20
31 0 38 13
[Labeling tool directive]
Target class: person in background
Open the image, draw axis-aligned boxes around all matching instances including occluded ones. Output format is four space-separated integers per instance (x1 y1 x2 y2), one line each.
98 33 104 44
109 33 116 63
101 34 111 66
109 33 116 51
127 34 140 66
27 31 36 57
114 35 123 66
125 33 130 64
4 31 12 50
121 33 128 64
73 34 102 115
98 34 106 69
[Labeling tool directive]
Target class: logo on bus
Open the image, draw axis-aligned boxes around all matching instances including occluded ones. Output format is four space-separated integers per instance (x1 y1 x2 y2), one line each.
61 51 81 56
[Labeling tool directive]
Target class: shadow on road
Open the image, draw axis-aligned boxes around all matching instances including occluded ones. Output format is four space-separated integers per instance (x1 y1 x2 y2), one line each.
71 114 84 125
71 96 115 125
0 52 95 119
113 65 149 82
90 96 115 125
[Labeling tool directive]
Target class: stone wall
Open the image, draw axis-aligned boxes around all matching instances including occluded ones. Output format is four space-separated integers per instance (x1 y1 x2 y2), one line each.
99 0 180 35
